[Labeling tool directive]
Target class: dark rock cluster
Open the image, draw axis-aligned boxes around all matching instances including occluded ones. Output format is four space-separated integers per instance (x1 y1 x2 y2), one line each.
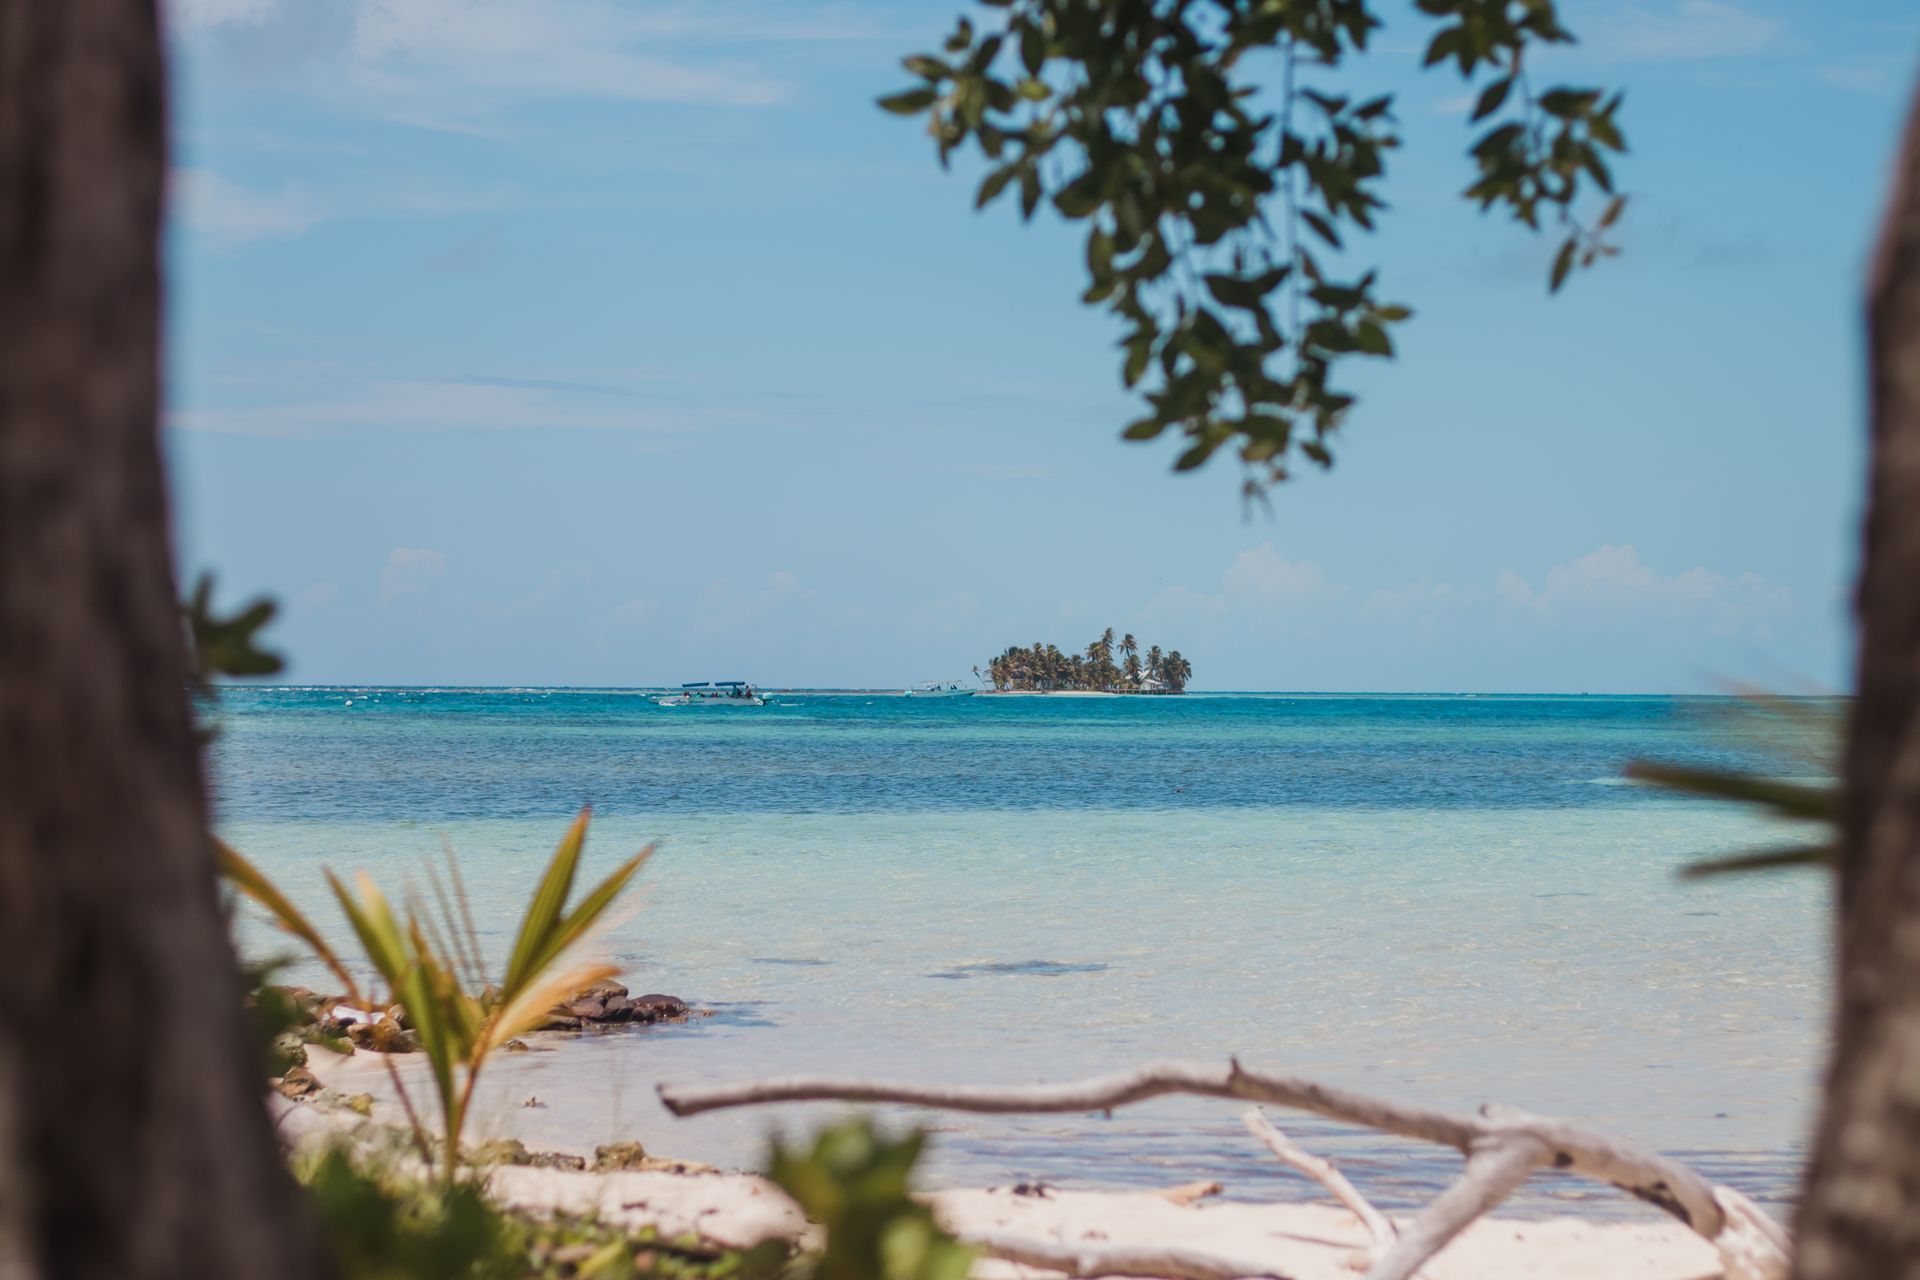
267 982 693 1053
541 982 691 1032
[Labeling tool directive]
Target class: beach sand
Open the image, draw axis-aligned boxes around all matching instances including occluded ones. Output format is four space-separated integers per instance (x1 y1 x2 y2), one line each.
285 1049 1742 1279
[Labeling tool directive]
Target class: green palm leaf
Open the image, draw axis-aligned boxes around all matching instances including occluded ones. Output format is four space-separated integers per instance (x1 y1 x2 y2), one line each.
1625 761 1838 823
522 847 652 982
502 809 591 994
1680 843 1836 878
327 870 411 995
220 841 363 1004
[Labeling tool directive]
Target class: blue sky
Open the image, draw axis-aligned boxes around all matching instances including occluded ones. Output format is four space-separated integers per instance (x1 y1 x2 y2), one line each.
163 0 1918 691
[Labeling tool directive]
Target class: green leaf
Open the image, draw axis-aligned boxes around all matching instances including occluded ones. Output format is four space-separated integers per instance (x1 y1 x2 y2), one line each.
1625 762 1839 824
328 870 410 993
522 848 652 982
1355 320 1392 356
502 809 591 995
1086 229 1114 279
1423 28 1460 68
1173 438 1218 471
184 573 284 686
902 55 948 81
1019 23 1044 76
1203 273 1264 311
1539 87 1599 119
221 842 362 1003
1301 210 1341 247
1681 844 1833 879
1471 77 1511 122
1548 238 1576 293
877 89 937 116
975 164 1018 209
1053 172 1101 219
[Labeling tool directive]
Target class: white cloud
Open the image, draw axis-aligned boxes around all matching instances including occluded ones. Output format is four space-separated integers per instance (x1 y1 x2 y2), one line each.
168 376 730 437
1585 1 1783 63
1149 543 1789 643
475 564 594 622
1492 544 1791 637
170 0 809 111
1813 56 1911 95
1359 578 1484 629
1136 543 1797 690
685 570 831 641
1142 543 1339 623
1222 543 1338 606
169 161 538 248
352 0 785 105
171 168 320 245
378 547 447 602
167 0 277 27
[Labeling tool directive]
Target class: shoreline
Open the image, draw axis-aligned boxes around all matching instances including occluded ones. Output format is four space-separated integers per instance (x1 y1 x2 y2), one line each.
274 1065 1735 1280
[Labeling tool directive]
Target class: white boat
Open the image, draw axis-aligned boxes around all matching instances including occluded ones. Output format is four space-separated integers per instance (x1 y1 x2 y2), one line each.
655 681 767 707
904 680 975 698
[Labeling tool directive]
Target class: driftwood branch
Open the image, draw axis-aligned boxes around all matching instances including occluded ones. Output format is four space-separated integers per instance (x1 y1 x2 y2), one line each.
1241 1108 1394 1256
1365 1135 1545 1280
659 1058 1791 1280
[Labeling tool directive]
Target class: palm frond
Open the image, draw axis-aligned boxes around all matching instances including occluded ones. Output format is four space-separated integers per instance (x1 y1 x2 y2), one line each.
1624 762 1838 824
328 870 411 993
503 808 591 994
523 847 652 984
219 841 363 1003
1680 843 1836 878
483 961 620 1054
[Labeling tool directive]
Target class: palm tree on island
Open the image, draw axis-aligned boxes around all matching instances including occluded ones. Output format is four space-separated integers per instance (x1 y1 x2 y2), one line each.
983 631 1190 693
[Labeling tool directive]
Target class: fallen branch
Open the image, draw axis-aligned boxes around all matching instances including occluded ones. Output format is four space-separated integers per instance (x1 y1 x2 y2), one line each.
1365 1134 1545 1280
1241 1108 1393 1256
659 1058 1790 1280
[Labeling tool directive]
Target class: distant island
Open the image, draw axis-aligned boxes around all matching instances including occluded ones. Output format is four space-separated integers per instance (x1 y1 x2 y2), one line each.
976 629 1191 693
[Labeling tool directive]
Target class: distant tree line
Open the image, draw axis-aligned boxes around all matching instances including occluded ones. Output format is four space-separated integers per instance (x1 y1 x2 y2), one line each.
978 628 1191 692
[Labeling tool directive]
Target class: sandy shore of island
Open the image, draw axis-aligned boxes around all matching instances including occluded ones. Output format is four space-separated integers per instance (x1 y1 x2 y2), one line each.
284 1048 1742 1280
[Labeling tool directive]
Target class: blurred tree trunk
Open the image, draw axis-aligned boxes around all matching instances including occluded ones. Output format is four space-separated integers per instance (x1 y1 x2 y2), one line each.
1796 74 1920 1280
0 3 327 1277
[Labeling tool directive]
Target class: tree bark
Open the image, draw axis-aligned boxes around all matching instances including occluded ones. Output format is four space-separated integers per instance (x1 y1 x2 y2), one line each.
0 4 328 1277
1794 73 1920 1280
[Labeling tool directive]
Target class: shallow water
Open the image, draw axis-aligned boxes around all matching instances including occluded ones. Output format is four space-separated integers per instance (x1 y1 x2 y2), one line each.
211 689 1830 1217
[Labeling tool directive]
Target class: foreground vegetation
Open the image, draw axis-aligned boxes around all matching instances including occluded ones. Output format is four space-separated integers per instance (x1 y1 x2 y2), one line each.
290 1115 953 1280
980 629 1191 692
300 1148 784 1280
226 809 648 1185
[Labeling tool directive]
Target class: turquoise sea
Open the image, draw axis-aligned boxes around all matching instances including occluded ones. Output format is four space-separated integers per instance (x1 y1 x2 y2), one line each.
211 689 1830 1217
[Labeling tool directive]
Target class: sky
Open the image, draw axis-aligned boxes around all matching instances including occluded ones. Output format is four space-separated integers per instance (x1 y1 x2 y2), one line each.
163 0 1919 691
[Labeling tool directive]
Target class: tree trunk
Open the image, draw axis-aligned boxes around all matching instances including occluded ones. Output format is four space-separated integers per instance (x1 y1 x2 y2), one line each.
0 4 328 1277
1794 74 1920 1280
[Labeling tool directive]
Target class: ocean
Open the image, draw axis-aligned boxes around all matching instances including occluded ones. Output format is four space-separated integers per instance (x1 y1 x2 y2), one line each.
209 688 1830 1217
